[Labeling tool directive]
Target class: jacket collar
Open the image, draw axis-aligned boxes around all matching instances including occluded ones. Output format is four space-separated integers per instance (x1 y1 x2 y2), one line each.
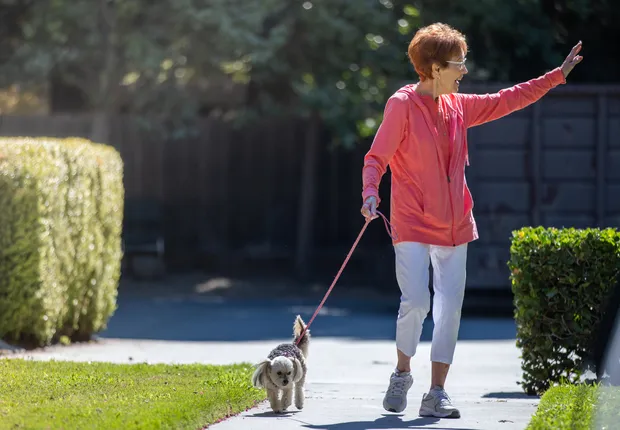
399 84 462 174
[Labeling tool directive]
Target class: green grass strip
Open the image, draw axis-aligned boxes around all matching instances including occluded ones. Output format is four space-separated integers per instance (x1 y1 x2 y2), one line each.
0 358 266 429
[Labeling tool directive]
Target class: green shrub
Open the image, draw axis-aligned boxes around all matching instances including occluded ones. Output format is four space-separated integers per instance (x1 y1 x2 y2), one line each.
526 383 597 430
526 383 620 429
508 226 620 395
0 137 124 347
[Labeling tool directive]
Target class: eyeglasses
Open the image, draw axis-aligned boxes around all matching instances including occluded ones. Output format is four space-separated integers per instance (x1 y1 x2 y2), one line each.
446 58 467 70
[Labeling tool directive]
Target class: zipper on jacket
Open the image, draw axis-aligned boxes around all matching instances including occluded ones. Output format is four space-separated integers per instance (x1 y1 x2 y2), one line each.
448 174 456 246
433 100 456 247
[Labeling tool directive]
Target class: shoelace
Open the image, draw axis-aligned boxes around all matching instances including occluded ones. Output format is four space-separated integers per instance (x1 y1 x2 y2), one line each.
388 376 408 397
433 389 453 406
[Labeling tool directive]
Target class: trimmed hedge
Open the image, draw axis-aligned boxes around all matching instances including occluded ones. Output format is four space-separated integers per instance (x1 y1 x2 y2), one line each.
0 137 124 347
526 384 620 429
526 384 597 430
509 227 620 395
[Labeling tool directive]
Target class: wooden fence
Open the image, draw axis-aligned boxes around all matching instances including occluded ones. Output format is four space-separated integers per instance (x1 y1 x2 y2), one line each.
1 82 619 290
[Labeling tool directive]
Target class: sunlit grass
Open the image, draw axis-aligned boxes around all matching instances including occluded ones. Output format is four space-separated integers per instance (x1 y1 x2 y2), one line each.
0 358 265 429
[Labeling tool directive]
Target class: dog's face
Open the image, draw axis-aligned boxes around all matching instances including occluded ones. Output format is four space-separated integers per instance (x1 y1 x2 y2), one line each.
269 356 295 388
251 354 304 390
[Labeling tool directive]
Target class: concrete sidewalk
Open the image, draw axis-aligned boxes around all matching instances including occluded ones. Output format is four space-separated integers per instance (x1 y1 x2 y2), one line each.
208 338 539 430
2 286 538 430
10 336 538 430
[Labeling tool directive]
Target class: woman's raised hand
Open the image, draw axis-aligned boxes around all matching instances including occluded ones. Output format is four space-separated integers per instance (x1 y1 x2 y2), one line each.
561 41 584 78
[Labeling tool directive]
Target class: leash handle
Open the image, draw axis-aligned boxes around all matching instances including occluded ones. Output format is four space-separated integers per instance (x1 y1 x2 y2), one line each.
295 210 396 345
377 210 398 241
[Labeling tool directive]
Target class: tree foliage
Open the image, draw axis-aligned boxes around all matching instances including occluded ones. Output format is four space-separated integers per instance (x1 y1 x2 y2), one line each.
0 0 266 138
0 0 617 143
223 0 421 147
416 0 618 83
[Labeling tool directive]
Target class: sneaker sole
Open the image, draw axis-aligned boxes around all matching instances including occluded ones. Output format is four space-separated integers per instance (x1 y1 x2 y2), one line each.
383 401 406 413
419 407 460 419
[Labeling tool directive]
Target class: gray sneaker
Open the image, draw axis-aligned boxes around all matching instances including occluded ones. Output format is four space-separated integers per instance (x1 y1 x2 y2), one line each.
419 386 460 418
382 371 414 413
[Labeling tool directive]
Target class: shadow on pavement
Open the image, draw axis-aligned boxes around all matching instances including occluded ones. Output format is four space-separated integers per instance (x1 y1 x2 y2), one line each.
99 291 518 343
297 414 480 429
250 410 303 418
482 392 539 400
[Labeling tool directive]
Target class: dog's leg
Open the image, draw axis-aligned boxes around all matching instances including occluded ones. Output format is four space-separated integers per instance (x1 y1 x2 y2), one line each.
267 388 282 413
281 387 293 411
295 377 306 410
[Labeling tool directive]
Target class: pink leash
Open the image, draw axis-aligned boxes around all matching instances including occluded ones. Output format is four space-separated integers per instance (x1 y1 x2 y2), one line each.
295 211 397 345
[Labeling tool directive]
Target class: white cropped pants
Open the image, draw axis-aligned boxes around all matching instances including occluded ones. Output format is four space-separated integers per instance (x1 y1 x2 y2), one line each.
394 241 468 365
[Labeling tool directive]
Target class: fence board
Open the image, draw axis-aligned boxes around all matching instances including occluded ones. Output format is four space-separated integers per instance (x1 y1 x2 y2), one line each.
606 151 620 179
474 214 530 245
542 150 596 179
540 96 597 116
610 118 620 147
0 84 618 289
542 118 596 147
541 183 596 212
473 182 531 212
472 118 530 146
475 150 527 179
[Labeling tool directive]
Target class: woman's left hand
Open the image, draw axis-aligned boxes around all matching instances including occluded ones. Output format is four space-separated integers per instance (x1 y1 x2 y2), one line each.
561 41 584 78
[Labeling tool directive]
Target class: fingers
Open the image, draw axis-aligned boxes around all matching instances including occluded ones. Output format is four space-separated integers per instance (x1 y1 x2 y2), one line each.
360 203 370 218
361 205 377 219
567 40 582 62
561 41 584 77
360 199 378 221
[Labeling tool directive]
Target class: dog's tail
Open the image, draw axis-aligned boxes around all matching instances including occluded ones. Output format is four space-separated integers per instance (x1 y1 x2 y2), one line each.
293 314 310 357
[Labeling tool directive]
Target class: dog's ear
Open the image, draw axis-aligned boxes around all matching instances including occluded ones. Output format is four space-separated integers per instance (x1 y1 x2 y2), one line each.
292 358 304 382
251 359 270 388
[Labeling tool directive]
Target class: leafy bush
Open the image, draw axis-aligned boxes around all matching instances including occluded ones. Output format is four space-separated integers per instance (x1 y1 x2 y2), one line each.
508 227 620 395
526 383 620 430
526 383 596 430
0 137 124 347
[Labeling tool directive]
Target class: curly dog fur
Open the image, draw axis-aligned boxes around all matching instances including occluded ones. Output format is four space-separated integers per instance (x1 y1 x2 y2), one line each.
251 315 310 413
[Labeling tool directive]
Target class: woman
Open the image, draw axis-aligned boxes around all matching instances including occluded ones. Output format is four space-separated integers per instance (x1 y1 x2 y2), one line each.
360 23 583 418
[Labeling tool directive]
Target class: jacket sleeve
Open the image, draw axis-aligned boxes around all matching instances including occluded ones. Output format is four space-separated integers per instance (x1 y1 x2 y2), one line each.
361 93 408 205
457 67 566 128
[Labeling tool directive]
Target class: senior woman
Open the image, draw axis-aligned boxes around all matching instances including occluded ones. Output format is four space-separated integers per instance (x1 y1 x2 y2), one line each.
360 23 583 418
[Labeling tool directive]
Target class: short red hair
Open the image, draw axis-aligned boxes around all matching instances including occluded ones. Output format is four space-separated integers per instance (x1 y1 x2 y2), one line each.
408 23 468 81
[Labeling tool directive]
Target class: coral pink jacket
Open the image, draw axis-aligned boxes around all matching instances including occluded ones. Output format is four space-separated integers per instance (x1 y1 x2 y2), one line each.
362 67 566 246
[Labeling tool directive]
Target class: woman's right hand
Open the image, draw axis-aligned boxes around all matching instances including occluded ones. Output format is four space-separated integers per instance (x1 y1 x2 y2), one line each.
361 196 379 220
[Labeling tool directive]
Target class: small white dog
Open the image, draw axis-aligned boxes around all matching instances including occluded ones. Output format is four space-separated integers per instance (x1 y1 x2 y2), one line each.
251 315 310 413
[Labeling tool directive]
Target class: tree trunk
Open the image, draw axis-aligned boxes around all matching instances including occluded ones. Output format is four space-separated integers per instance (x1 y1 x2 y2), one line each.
90 0 118 145
295 112 320 279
